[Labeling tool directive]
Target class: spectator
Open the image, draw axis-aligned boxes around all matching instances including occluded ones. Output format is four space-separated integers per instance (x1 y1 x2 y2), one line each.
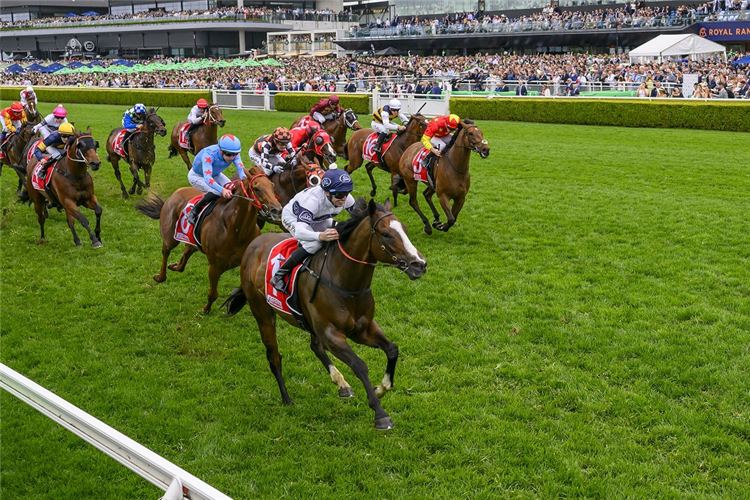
430 81 442 98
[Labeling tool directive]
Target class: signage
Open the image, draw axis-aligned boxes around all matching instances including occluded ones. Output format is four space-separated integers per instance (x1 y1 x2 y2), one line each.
697 22 750 41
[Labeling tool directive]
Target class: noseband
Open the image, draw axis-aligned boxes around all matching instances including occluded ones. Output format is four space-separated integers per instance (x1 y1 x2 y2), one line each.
66 135 97 165
337 211 409 272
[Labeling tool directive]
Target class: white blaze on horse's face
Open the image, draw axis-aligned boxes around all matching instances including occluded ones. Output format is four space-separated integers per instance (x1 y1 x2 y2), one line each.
389 220 425 264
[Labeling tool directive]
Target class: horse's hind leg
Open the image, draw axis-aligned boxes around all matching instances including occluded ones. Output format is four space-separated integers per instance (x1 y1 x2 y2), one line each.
247 291 292 405
309 333 354 398
201 263 224 314
168 244 198 273
406 180 432 235
323 326 393 430
155 240 179 282
144 165 152 188
178 149 192 170
351 320 398 399
110 156 129 199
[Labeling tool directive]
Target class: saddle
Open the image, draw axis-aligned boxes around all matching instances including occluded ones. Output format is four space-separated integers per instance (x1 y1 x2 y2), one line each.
174 195 220 249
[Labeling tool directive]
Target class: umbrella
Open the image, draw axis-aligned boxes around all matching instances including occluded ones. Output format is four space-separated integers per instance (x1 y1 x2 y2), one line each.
732 55 750 65
4 64 26 73
26 63 47 71
63 13 78 17
82 11 100 16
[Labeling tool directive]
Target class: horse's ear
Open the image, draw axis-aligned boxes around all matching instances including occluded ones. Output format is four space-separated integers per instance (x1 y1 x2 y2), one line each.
383 198 392 212
86 126 92 135
368 198 378 216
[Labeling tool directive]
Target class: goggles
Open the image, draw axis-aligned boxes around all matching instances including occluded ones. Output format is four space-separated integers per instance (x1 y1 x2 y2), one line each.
331 192 350 200
221 150 238 158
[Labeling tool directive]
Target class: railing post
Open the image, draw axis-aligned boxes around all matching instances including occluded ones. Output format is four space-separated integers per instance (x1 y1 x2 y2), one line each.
236 91 242 110
445 88 451 114
264 88 271 111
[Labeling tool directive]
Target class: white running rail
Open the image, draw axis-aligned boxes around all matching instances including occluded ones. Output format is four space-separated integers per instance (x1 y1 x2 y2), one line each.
0 363 234 500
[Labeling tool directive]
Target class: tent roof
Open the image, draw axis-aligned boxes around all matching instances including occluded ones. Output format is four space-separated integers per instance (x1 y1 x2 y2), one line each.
733 55 750 65
629 34 726 63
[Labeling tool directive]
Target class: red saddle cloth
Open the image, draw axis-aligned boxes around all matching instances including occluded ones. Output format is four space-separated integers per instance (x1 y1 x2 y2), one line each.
413 148 430 184
265 238 305 315
362 132 397 162
178 123 191 149
174 194 204 247
26 138 43 164
31 159 55 191
112 129 128 157
296 115 314 129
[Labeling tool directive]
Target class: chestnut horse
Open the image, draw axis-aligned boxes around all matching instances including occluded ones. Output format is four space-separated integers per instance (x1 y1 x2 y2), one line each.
291 109 362 156
106 108 167 199
135 167 282 313
397 119 490 235
2 122 36 195
168 104 225 169
21 127 103 247
23 101 42 126
223 198 427 430
343 113 429 200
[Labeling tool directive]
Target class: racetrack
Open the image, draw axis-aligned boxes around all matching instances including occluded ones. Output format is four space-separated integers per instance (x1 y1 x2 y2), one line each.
2 104 750 499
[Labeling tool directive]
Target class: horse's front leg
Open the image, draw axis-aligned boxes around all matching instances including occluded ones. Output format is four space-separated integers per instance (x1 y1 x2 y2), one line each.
84 196 103 245
110 155 129 199
62 200 99 248
128 160 145 194
324 326 393 430
422 186 443 229
434 192 458 232
365 162 378 197
178 149 192 170
350 320 398 400
201 263 224 314
309 333 354 398
144 164 152 188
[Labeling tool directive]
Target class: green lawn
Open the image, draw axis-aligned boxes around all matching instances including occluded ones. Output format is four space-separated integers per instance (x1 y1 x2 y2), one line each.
2 104 750 499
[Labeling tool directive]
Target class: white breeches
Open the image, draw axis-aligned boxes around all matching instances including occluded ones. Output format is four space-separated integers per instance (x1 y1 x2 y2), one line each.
188 169 230 194
430 135 452 151
371 121 389 134
248 149 285 176
313 112 334 124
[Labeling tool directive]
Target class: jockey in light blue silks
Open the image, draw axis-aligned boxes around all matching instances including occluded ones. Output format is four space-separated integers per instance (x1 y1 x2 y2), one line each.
186 134 246 224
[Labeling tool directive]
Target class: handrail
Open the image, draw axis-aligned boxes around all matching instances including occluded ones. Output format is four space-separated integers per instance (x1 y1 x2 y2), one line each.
0 363 234 500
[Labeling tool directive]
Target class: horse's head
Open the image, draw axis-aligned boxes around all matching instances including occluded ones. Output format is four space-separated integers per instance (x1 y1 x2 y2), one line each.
145 108 167 137
310 131 337 165
18 121 35 142
24 101 38 120
207 104 226 127
342 109 362 131
240 167 282 223
70 126 101 170
367 198 426 280
406 113 430 136
459 119 490 158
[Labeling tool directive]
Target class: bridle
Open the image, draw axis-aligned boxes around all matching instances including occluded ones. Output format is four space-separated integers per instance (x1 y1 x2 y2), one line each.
66 135 98 166
458 124 489 155
230 173 280 217
336 211 409 272
205 104 224 125
342 109 360 130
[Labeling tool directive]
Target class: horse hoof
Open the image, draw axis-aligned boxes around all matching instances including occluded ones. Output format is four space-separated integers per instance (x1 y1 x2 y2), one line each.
423 226 432 235
92 241 103 249
201 305 212 314
374 416 394 431
136 187 143 195
153 274 166 283
167 263 181 272
431 220 441 229
121 192 129 200
338 387 355 398
375 385 388 399
369 189 376 197
36 238 48 245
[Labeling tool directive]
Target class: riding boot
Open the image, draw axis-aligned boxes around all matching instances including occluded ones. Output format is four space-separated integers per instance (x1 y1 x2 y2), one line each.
187 192 220 225
270 246 314 294
186 123 198 147
37 157 51 180
373 132 387 153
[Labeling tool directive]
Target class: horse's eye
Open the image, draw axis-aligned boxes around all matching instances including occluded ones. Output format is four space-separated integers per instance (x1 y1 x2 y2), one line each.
381 232 391 238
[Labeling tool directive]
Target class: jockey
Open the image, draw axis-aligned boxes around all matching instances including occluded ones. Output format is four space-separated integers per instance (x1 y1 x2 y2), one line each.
20 86 36 107
33 105 69 139
270 167 355 293
420 114 460 168
122 103 147 141
249 126 295 176
186 98 209 145
34 122 76 180
1 102 27 144
289 121 321 151
371 99 407 153
187 134 246 225
309 94 341 124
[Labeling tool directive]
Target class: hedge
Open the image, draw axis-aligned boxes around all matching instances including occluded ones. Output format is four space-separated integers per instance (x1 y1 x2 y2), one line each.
0 87 210 108
450 97 750 132
273 92 370 115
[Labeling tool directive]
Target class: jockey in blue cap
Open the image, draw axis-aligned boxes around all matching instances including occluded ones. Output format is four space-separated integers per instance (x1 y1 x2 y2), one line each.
187 134 246 224
270 167 355 293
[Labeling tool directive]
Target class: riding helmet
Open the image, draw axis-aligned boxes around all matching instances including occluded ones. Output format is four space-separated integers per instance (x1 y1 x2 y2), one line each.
447 114 460 129
218 134 242 154
26 86 34 93
197 98 208 109
272 127 292 144
53 106 67 118
58 123 75 136
321 167 353 194
329 94 340 104
388 99 402 109
10 102 23 113
134 103 146 114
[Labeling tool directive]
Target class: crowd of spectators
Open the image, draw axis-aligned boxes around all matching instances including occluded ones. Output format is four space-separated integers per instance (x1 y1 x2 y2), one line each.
3 52 749 98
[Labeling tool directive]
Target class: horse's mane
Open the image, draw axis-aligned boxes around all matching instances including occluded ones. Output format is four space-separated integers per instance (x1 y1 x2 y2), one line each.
443 119 476 154
336 197 377 244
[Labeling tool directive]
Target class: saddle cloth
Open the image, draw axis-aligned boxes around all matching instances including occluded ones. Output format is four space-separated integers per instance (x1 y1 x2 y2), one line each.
26 139 43 164
174 194 207 248
112 129 128 157
362 132 397 162
31 160 55 192
413 148 430 184
296 115 314 129
265 238 305 315
178 123 191 149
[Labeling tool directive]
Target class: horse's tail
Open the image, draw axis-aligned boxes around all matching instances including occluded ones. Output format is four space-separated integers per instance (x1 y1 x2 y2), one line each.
222 287 248 316
342 141 349 161
134 194 164 220
9 163 26 179
167 144 177 158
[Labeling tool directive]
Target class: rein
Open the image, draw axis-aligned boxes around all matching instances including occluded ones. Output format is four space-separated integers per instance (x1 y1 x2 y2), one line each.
229 173 266 209
336 211 408 271
66 135 95 165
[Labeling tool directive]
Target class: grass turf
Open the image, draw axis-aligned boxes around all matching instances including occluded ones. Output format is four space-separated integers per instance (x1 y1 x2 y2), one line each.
2 104 750 499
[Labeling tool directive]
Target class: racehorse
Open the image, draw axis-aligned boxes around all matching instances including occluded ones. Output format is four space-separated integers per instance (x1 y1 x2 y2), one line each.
223 198 427 430
23 101 42 126
168 103 225 169
21 127 103 248
291 109 361 156
342 113 429 200
1 122 36 195
105 108 167 199
397 119 490 235
134 167 282 314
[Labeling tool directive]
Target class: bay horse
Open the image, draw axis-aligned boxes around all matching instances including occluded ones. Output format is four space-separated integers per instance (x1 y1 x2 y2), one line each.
134 167 282 314
343 113 429 200
21 127 103 247
1 122 36 195
291 109 361 157
23 100 42 126
397 119 490 235
168 104 226 169
223 198 427 430
105 108 167 199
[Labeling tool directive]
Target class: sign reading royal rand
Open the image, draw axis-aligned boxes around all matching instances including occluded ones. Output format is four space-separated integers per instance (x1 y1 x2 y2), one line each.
697 22 750 41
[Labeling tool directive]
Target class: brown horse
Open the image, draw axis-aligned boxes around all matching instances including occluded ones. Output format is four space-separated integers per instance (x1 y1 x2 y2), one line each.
23 101 42 126
397 119 490 235
291 109 362 156
343 113 429 200
223 198 427 430
21 127 103 247
2 122 36 195
168 104 225 169
135 167 282 313
106 108 167 199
